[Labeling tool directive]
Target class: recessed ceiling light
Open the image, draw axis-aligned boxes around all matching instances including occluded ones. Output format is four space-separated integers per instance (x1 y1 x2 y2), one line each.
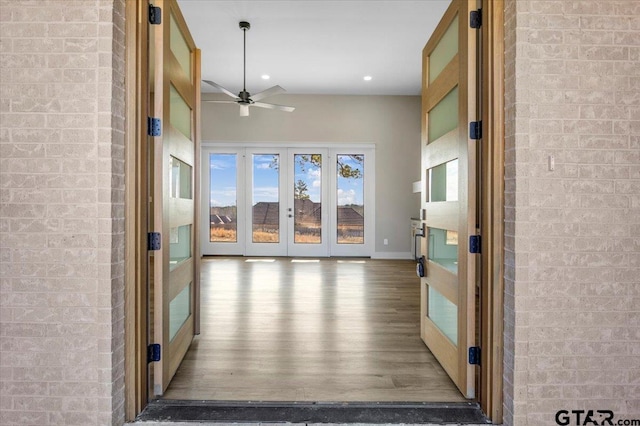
363 75 373 81
261 74 270 80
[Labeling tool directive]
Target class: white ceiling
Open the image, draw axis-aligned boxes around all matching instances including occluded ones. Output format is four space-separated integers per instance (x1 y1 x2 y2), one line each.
177 0 450 96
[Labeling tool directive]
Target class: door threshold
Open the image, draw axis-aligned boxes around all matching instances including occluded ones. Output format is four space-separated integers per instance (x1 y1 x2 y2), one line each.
134 400 489 424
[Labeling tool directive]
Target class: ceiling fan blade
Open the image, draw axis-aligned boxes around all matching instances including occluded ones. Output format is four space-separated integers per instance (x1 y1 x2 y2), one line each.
202 80 239 99
250 85 285 102
253 102 295 113
239 104 250 117
202 100 238 104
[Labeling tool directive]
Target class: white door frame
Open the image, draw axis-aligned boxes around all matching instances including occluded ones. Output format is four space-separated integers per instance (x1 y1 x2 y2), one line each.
244 148 288 256
200 147 245 255
287 148 330 257
201 142 375 257
329 148 375 257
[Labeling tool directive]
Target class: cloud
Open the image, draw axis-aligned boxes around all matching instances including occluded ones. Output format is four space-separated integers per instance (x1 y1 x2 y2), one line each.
253 186 279 202
210 187 237 206
308 168 321 188
338 188 357 205
210 160 233 170
255 162 271 170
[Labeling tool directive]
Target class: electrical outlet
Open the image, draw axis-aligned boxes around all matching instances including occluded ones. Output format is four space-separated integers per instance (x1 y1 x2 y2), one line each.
383 238 388 245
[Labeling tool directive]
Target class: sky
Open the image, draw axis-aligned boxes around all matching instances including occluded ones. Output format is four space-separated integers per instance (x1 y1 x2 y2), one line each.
209 154 237 207
209 153 364 208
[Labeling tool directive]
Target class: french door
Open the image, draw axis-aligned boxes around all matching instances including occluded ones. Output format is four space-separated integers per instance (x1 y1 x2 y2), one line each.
420 0 478 398
150 0 200 395
245 148 288 256
286 149 329 256
201 145 374 257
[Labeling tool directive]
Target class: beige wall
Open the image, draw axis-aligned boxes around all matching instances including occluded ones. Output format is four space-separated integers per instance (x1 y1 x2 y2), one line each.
201 94 423 257
0 0 126 424
503 1 640 424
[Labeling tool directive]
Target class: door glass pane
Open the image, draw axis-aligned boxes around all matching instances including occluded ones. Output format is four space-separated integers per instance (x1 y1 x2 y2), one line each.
337 154 364 244
170 84 191 140
293 154 321 244
170 12 191 80
169 224 191 270
252 154 280 243
428 85 458 143
428 14 459 83
209 154 237 242
169 282 191 341
428 285 458 345
170 156 192 199
428 227 458 274
428 159 458 202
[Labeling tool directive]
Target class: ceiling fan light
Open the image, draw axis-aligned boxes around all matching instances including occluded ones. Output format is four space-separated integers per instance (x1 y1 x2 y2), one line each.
202 22 294 116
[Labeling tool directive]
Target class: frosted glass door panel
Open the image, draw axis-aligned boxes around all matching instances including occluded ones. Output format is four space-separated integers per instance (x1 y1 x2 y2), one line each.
336 154 364 244
428 286 458 345
169 225 191 271
429 159 458 202
169 283 191 341
252 154 280 243
428 227 458 274
170 84 191 140
209 154 237 242
169 224 191 270
170 13 191 79
428 14 458 83
428 86 458 143
170 156 192 199
293 154 322 244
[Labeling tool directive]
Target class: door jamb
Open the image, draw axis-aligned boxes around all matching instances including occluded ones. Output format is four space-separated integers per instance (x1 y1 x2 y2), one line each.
124 0 150 420
478 0 505 423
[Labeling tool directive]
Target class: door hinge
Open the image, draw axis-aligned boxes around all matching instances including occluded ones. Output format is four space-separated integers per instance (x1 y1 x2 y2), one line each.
149 4 162 25
470 9 482 29
147 344 161 363
470 121 482 140
148 232 161 251
469 235 481 254
469 346 481 365
147 117 161 137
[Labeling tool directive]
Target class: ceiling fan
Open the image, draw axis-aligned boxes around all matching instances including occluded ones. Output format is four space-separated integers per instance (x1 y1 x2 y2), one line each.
203 21 295 117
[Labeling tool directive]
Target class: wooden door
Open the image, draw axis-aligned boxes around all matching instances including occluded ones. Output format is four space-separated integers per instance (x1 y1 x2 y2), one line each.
420 0 478 398
151 0 201 395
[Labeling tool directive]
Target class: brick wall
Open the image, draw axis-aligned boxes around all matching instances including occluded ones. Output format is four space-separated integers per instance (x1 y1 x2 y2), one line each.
503 1 640 425
0 0 126 424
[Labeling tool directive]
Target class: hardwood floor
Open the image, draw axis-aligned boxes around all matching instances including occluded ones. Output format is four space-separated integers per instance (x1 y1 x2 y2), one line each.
163 257 466 402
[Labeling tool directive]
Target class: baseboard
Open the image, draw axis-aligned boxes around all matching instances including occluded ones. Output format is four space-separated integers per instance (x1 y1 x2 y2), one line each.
371 251 413 260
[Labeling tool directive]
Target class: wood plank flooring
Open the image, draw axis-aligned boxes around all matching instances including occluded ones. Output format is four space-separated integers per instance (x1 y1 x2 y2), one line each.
163 257 465 402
